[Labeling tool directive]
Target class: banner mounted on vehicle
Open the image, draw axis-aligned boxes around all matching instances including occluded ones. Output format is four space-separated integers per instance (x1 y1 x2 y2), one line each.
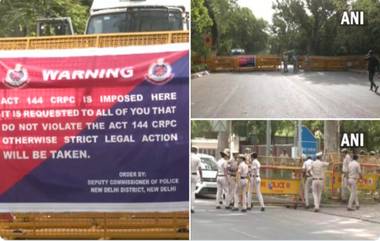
0 43 189 212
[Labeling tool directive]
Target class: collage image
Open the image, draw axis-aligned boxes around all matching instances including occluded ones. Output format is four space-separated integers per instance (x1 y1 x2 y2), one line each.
0 0 379 240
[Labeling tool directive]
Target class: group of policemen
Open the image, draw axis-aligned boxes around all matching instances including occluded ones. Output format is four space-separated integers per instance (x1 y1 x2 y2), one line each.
215 148 265 212
192 146 364 214
302 150 362 212
191 146 265 213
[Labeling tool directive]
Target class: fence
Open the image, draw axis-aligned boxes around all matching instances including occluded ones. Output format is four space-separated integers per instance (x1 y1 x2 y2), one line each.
202 55 367 73
0 212 189 239
0 31 189 50
242 155 380 208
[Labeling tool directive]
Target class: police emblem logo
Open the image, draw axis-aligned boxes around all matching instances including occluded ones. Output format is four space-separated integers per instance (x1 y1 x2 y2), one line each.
4 64 29 88
145 58 174 85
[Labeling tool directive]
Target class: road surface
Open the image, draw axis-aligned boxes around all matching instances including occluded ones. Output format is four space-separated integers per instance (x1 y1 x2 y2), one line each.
192 198 380 240
191 71 380 118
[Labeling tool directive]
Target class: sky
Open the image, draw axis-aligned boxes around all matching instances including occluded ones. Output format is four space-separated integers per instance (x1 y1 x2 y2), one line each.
237 0 275 24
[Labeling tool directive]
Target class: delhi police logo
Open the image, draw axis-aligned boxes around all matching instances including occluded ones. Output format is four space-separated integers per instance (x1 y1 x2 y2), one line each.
4 64 29 88
145 58 174 85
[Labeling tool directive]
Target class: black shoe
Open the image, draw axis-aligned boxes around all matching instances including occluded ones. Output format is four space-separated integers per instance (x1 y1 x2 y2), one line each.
232 208 239 211
314 209 319 212
241 209 247 212
219 201 223 205
247 207 252 211
347 207 355 211
216 206 221 209
191 209 194 213
356 206 360 210
375 86 379 93
261 207 265 212
225 206 230 210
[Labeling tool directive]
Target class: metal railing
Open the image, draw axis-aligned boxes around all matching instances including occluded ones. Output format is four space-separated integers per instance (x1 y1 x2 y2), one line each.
0 212 189 240
0 31 189 50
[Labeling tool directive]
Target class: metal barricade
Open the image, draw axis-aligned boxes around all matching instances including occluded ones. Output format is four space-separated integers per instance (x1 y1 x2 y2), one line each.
0 212 189 240
0 31 189 50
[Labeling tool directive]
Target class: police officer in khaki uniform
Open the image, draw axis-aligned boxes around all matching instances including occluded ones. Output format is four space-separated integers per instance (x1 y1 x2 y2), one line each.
308 152 329 212
191 146 202 213
247 152 265 211
216 148 230 209
226 151 239 210
341 149 352 201
302 154 313 209
237 154 249 212
347 154 362 211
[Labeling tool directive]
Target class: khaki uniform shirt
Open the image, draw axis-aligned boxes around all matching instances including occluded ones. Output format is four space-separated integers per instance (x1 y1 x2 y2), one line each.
348 160 361 179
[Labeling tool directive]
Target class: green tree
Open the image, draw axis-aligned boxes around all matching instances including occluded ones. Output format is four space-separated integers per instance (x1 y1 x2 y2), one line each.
0 0 89 37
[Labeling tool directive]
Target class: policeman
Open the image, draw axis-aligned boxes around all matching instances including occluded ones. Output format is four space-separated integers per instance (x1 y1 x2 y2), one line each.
247 152 265 211
226 151 239 210
216 148 230 209
302 154 313 209
283 53 289 73
237 154 249 212
308 152 329 212
191 146 202 213
365 50 380 92
341 148 352 201
347 154 362 211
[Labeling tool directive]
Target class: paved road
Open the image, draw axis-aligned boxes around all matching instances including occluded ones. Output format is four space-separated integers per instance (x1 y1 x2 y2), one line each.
191 199 380 240
191 71 380 118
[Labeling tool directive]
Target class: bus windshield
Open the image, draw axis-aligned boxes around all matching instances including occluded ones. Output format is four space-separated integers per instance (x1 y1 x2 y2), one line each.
87 7 183 34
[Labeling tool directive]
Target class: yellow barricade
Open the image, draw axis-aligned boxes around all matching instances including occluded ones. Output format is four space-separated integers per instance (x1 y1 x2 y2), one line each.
261 179 300 195
0 31 189 50
0 212 189 240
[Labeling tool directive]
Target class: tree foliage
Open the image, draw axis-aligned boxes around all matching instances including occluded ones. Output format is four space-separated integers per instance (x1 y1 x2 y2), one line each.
0 0 91 37
192 0 269 56
270 0 380 55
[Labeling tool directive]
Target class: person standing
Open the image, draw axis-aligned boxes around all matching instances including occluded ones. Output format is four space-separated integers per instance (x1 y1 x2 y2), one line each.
302 155 313 209
216 148 230 209
247 152 265 211
365 50 380 92
347 154 362 211
341 149 352 201
308 152 329 212
226 151 239 210
191 146 202 213
237 154 249 212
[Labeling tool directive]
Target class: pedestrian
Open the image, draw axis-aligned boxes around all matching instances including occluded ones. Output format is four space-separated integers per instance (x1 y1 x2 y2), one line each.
237 154 249 212
226 151 239 210
347 154 362 211
302 154 313 209
191 146 202 213
341 148 352 202
283 53 289 73
365 50 380 92
216 148 230 209
293 54 299 73
247 152 265 211
308 152 329 212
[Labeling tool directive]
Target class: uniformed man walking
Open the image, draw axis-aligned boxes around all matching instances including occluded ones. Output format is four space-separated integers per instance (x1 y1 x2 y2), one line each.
365 50 380 92
347 154 362 211
247 152 265 211
216 148 230 209
226 151 239 210
191 146 202 213
308 152 329 212
302 154 313 209
341 149 352 201
237 154 249 212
